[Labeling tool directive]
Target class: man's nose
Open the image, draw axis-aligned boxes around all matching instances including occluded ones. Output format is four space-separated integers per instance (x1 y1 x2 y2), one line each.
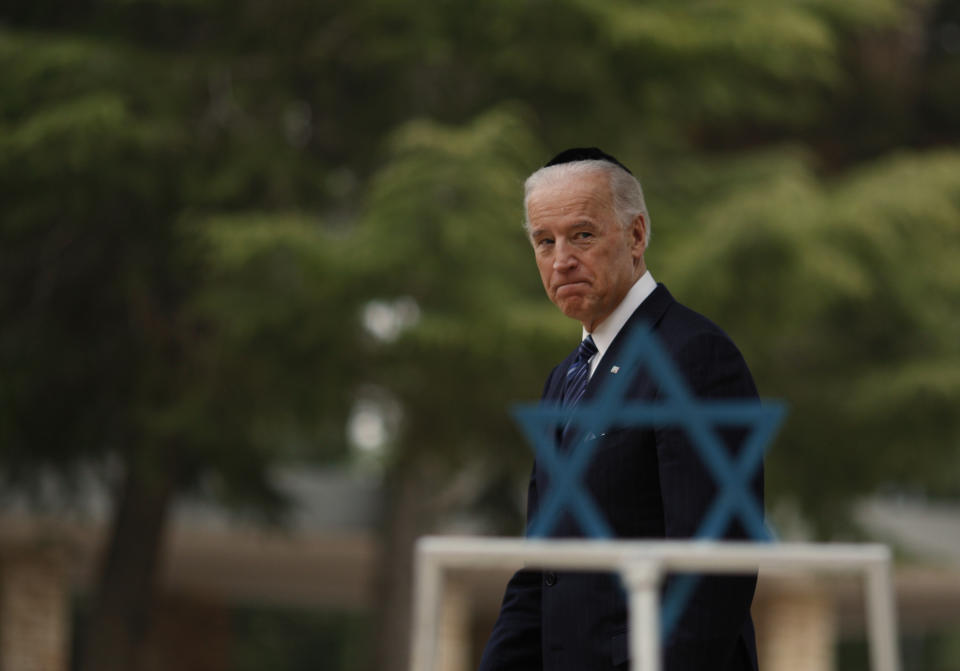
553 240 577 270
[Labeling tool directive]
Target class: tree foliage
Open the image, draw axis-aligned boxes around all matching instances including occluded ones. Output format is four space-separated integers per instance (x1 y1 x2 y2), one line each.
664 148 960 529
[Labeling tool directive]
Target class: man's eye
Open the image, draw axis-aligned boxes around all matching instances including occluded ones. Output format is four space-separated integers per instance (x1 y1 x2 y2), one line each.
537 238 554 247
574 231 593 240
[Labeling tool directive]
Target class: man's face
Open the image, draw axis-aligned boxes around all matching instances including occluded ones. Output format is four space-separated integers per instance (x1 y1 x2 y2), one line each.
527 170 646 332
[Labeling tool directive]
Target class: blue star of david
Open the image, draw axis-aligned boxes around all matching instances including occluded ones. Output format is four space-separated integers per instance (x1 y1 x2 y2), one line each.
511 324 786 637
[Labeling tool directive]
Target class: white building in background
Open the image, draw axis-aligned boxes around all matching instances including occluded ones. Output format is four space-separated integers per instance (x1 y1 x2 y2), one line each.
0 469 958 671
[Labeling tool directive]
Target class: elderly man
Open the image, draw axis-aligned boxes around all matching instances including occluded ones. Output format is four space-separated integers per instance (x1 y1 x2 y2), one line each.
478 148 762 671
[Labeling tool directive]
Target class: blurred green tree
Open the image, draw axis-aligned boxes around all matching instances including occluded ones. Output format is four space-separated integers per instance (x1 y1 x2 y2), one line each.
662 148 960 531
0 9 370 671
346 109 568 666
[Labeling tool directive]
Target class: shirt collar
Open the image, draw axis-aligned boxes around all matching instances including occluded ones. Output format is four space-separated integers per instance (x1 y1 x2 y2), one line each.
583 270 656 376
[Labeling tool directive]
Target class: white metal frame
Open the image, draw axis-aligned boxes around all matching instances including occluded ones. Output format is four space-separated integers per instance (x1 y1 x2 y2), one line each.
410 537 900 671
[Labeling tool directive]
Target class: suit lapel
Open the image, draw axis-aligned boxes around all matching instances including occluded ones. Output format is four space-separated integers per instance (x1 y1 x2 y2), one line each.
581 283 676 403
546 283 676 449
543 350 578 402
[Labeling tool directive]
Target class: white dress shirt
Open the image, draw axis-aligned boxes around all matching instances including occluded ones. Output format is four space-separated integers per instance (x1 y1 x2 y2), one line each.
583 270 657 378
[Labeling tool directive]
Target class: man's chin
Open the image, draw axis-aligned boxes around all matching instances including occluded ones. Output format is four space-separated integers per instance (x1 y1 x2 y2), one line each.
556 300 592 324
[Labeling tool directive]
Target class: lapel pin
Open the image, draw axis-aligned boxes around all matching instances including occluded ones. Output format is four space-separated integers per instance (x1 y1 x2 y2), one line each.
610 365 620 374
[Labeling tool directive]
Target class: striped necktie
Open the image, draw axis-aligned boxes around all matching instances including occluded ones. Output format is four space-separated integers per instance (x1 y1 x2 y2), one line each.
563 335 598 408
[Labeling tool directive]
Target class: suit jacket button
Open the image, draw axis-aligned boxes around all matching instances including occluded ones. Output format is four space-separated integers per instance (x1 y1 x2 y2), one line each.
544 571 557 586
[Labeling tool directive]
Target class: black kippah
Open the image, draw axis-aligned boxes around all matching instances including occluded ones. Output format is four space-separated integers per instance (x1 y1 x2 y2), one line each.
544 147 633 176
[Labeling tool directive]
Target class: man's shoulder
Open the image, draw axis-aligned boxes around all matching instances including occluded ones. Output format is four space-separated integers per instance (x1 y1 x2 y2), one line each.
653 293 758 395
637 285 737 351
660 298 733 343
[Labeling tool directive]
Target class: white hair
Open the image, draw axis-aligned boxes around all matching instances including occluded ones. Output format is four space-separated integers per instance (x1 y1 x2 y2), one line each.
522 160 651 245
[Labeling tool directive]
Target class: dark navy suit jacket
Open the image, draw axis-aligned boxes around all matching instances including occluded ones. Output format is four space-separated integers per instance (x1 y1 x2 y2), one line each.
479 284 762 671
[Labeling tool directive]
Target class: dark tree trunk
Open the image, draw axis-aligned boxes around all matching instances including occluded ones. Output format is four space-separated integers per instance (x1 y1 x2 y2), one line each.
374 466 433 671
78 453 178 671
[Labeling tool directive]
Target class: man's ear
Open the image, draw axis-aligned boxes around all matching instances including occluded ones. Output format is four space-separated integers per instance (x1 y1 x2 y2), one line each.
630 214 647 258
